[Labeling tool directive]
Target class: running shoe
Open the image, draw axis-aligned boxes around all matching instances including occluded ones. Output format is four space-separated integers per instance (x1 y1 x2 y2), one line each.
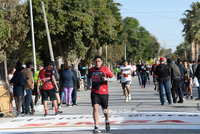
105 122 110 131
128 94 131 100
169 103 173 106
141 85 144 88
93 126 101 133
44 113 48 117
186 96 189 100
55 111 62 115
191 96 193 100
125 97 128 102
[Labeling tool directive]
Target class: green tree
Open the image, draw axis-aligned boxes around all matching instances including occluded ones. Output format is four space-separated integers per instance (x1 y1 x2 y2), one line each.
0 0 29 83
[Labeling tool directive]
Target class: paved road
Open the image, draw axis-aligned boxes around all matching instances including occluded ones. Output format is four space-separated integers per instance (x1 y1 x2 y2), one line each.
0 76 200 134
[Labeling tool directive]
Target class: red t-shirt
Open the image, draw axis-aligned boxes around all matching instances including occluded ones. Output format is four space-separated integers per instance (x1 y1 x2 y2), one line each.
39 67 55 90
88 66 114 94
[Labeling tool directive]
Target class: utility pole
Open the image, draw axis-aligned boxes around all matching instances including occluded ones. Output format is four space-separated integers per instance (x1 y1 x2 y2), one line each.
41 2 55 61
30 0 37 73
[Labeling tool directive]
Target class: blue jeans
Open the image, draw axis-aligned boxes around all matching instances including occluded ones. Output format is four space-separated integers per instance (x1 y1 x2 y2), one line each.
159 81 172 104
60 91 65 102
25 89 32 113
198 80 200 98
141 74 147 87
72 90 78 105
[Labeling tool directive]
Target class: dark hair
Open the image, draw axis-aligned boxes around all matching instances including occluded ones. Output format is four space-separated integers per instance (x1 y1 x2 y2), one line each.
94 55 103 61
167 58 172 63
44 60 50 67
26 62 32 68
198 59 200 63
16 61 22 67
18 66 24 72
50 61 55 66
61 64 66 70
177 58 182 63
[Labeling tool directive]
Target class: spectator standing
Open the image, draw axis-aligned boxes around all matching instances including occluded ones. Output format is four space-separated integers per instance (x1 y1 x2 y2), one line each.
177 59 187 98
8 68 16 112
12 66 28 117
183 60 193 99
23 62 34 114
167 58 183 103
61 60 75 107
155 57 172 105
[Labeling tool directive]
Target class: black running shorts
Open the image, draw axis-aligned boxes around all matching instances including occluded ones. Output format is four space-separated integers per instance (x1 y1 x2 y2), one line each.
121 81 131 90
41 88 57 101
91 92 109 109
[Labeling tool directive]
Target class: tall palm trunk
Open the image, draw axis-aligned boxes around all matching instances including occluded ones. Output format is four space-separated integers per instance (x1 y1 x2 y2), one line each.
191 40 195 61
195 41 199 61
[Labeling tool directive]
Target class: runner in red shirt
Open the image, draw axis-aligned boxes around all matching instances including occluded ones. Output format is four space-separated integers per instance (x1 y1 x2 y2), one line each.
151 59 159 91
37 60 62 116
87 55 116 133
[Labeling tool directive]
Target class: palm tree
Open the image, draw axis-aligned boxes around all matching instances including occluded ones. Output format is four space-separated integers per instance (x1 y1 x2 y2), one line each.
181 2 200 61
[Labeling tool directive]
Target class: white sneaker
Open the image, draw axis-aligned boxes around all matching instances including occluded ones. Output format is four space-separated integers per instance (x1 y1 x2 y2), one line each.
128 94 131 100
125 97 128 102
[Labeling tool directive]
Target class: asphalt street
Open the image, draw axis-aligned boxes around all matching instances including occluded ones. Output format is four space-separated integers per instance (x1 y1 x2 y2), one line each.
0 76 200 134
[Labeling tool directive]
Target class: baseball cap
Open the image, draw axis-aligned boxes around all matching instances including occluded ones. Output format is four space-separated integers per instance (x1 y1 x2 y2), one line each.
192 60 196 63
160 57 165 61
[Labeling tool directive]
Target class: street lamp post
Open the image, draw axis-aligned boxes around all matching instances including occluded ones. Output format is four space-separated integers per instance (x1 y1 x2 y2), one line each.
30 0 37 73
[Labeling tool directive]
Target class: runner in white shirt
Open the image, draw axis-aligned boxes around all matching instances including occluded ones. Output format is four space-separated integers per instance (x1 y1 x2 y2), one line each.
119 60 133 102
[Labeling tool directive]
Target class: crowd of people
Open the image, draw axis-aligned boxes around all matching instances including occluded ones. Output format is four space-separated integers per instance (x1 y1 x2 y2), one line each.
134 57 200 105
8 60 85 117
6 55 200 133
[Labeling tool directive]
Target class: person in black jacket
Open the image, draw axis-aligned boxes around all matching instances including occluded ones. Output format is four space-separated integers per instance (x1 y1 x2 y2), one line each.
12 66 28 117
140 62 148 88
177 59 187 97
195 59 200 100
155 57 172 105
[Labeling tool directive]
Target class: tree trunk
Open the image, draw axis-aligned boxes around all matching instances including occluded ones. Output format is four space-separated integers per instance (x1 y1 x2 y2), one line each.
4 51 8 84
191 40 195 61
184 50 187 60
195 42 199 61
89 45 93 68
76 42 92 67
97 47 102 56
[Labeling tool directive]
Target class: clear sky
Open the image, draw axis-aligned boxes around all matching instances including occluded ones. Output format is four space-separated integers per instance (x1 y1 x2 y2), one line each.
116 0 196 52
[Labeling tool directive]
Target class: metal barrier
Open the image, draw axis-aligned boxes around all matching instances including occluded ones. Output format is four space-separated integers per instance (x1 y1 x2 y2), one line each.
0 83 15 118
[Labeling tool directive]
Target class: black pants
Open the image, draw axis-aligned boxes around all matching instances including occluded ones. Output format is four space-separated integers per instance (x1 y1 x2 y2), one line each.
147 73 150 81
17 95 23 114
171 77 183 102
